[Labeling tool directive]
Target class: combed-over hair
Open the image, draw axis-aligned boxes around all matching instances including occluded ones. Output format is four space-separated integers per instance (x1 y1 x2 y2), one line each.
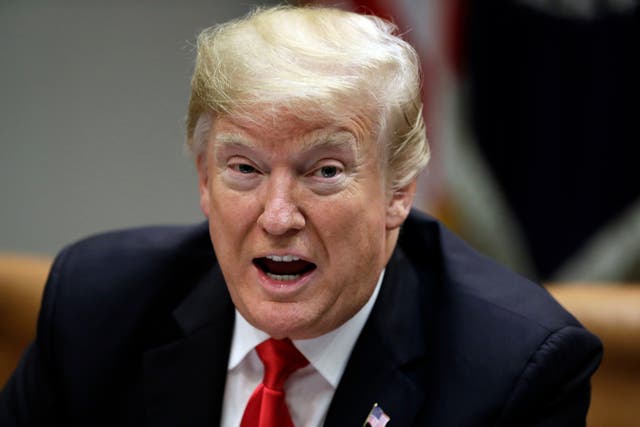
186 5 429 191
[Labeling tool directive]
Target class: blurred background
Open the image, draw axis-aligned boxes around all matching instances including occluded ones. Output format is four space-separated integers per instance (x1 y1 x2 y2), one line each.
1 0 639 283
0 0 281 256
310 0 640 283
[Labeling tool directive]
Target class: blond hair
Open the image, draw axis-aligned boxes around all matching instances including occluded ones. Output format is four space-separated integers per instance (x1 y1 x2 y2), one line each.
186 5 429 190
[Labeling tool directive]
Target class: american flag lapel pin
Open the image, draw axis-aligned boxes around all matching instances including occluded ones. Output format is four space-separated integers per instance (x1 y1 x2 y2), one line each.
363 403 390 427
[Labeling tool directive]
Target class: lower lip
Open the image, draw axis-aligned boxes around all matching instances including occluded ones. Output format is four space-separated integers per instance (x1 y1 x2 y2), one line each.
254 264 316 297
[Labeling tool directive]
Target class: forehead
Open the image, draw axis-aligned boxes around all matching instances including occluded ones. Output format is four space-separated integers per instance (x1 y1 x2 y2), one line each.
209 110 371 155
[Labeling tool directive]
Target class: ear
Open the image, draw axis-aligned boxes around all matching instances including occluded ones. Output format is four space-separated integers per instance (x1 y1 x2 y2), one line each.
386 178 417 230
196 152 211 218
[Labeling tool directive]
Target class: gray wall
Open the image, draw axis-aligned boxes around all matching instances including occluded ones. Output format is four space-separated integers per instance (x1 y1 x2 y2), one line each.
0 1 278 256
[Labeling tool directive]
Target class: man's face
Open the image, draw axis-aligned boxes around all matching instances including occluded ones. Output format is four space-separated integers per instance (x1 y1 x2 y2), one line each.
197 112 413 339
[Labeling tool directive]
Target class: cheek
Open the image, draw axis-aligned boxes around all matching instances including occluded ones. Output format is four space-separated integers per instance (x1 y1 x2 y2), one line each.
314 210 387 323
211 175 258 216
320 200 387 265
208 187 259 248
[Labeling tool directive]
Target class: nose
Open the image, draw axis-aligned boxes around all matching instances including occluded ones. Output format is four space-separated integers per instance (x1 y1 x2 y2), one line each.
257 173 305 236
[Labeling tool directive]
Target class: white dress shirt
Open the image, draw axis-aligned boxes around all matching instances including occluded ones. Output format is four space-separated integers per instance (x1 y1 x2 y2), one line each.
220 271 385 427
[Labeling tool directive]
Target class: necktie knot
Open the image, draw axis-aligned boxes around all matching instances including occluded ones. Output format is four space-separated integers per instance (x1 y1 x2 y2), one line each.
256 338 309 391
240 338 309 427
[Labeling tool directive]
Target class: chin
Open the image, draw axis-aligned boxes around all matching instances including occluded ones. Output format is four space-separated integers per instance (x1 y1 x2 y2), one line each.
250 301 320 340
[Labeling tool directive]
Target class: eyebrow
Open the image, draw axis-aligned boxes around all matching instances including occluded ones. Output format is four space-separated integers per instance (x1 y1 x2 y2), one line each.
301 130 357 152
212 130 357 153
212 133 253 150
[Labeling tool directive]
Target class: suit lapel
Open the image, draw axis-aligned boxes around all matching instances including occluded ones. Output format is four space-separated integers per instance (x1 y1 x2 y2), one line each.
143 262 235 427
324 248 433 426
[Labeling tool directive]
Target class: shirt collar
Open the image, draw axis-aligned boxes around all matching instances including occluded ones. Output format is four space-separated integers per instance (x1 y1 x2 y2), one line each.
227 270 385 388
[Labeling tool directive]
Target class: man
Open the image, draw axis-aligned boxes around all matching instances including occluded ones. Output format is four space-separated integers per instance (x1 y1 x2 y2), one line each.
1 5 601 426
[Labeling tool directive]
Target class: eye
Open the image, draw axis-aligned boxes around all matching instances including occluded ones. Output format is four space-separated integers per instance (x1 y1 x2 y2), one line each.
231 163 257 174
306 161 348 194
318 165 339 178
220 155 262 191
311 164 343 179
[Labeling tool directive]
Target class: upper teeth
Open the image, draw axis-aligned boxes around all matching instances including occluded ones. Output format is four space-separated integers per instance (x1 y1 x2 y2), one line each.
266 255 300 262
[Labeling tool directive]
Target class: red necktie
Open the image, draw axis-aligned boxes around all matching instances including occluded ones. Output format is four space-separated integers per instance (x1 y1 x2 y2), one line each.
240 338 309 427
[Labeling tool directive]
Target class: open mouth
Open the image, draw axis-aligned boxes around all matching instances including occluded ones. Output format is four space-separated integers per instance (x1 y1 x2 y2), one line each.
253 255 317 282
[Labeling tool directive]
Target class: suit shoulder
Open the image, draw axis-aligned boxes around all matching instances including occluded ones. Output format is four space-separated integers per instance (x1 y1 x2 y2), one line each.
32 223 221 407
65 222 212 256
393 211 602 424
400 210 581 332
42 222 215 333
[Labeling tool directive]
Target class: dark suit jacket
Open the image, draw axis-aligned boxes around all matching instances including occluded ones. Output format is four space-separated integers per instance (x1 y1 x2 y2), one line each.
0 210 602 426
